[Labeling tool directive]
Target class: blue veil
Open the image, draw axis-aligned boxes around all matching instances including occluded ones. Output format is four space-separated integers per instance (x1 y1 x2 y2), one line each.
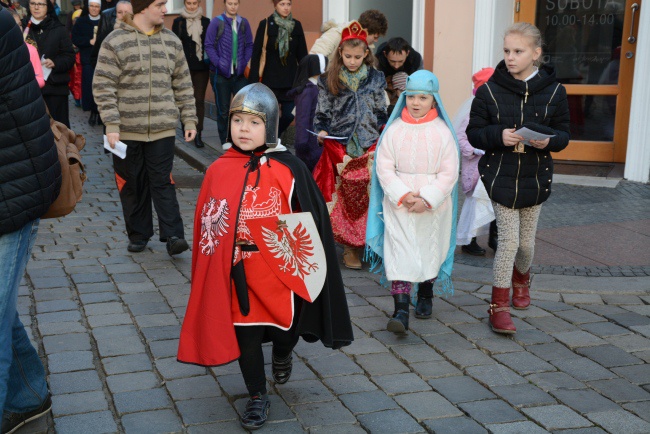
365 70 460 298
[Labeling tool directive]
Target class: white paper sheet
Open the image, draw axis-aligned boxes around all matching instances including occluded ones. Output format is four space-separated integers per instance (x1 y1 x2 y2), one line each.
103 135 127 159
307 129 347 141
513 127 555 146
40 55 52 81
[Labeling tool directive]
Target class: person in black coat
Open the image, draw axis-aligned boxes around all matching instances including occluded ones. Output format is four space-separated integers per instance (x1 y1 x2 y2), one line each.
249 0 308 136
467 23 570 336
90 1 132 68
172 0 210 148
23 0 75 127
0 7 60 431
375 37 423 108
72 0 102 125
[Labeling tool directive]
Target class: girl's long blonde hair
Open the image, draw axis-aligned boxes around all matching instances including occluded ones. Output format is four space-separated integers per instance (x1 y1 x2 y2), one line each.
325 38 375 96
504 22 544 67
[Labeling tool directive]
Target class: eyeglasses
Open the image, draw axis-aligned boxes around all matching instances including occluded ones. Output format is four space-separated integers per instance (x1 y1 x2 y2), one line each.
29 2 48 7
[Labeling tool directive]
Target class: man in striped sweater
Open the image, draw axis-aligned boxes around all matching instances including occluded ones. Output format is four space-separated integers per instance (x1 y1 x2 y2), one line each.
94 0 197 256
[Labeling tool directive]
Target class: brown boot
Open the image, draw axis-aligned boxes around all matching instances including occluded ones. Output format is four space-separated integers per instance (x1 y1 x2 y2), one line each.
488 286 516 334
342 245 362 270
511 267 531 310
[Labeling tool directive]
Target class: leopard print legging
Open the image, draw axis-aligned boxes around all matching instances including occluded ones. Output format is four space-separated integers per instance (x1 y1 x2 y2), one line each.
492 202 542 288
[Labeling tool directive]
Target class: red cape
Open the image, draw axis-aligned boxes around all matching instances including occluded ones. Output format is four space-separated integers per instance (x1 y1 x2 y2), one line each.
178 148 354 366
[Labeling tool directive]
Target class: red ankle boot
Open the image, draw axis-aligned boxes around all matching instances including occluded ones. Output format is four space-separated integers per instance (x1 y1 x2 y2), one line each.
489 286 516 334
511 267 531 309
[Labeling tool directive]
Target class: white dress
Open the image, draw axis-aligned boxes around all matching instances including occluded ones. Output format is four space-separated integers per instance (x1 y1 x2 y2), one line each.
375 116 459 282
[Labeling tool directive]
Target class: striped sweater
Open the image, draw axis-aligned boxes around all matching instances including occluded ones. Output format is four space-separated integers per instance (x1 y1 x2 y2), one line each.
93 15 197 141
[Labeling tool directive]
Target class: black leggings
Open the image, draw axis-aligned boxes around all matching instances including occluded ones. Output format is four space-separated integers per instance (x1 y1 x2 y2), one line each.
235 322 299 395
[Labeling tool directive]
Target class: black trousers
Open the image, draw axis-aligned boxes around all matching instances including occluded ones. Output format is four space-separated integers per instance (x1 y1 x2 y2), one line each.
235 319 299 395
81 64 98 114
112 136 184 242
43 94 70 128
189 69 209 133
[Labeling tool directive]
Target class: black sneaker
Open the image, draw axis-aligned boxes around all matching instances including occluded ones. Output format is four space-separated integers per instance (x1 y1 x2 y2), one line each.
271 352 293 384
2 393 52 434
166 237 188 256
461 238 486 256
240 393 270 430
127 240 148 252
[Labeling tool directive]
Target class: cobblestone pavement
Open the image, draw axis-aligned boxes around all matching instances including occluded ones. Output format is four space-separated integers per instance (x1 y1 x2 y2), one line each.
15 106 650 433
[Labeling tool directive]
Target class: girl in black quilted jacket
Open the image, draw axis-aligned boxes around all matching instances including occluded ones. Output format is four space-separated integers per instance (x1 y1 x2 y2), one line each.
467 22 570 335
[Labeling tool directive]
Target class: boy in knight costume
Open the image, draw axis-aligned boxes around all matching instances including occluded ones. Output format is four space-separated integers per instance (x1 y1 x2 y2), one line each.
178 83 353 430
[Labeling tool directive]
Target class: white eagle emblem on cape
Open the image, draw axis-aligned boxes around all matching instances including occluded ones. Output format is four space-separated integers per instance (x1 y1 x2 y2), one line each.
261 220 318 279
199 198 230 255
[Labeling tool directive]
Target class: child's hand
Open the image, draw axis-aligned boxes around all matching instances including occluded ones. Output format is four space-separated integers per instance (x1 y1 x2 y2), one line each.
317 130 328 145
529 138 549 149
402 192 419 209
408 198 428 213
502 128 523 147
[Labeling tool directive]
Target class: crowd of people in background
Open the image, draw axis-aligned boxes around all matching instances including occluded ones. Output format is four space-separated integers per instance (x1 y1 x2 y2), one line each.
1 0 571 430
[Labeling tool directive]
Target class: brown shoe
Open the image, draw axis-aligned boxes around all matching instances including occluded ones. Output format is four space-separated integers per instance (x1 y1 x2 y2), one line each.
511 267 531 309
342 246 362 269
488 286 516 334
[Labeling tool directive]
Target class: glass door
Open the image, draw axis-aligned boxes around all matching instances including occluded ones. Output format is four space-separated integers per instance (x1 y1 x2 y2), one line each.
516 0 642 162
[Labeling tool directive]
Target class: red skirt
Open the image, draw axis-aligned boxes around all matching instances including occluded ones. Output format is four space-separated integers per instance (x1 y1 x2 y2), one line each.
313 139 375 248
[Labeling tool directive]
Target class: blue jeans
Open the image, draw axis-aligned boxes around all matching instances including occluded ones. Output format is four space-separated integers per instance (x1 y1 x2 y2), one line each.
213 73 250 144
0 220 48 414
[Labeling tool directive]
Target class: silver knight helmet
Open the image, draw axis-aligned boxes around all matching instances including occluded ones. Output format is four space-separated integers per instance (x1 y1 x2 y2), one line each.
227 83 280 148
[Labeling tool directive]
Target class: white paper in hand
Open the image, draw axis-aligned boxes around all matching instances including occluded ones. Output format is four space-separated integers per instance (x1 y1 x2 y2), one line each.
307 129 348 140
513 127 555 146
103 135 127 159
40 55 52 81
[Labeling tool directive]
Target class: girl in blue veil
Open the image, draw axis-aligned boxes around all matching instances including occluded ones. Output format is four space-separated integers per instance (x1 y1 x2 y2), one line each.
365 70 460 333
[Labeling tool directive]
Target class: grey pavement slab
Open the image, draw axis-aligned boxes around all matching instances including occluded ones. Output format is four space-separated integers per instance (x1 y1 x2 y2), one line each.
102 353 154 375
121 409 184 434
523 404 592 430
372 372 432 395
423 416 488 434
51 390 110 416
493 351 555 375
113 388 173 415
526 371 587 391
586 410 650 434
166 375 222 401
338 390 399 414
390 343 444 364
551 388 621 414
54 411 118 434
154 357 207 380
356 409 425 433
549 356 617 381
323 374 378 395
611 364 650 385
42 333 91 354
459 399 527 424
47 350 95 373
106 371 162 393
576 344 644 368
355 352 409 376
587 378 650 403
305 352 363 377
490 383 557 408
410 360 463 379
428 376 496 403
176 396 238 425
279 380 335 405
485 421 549 434
465 364 528 387
435 343 491 365
49 370 103 395
293 401 356 427
394 391 463 420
